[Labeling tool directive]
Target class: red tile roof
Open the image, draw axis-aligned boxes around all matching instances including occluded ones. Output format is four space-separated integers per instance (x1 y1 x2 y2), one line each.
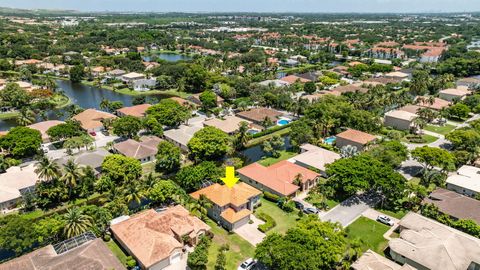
237 161 320 197
336 129 377 145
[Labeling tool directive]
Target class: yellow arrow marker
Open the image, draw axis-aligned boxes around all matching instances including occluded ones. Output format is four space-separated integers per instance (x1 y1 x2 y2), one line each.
221 166 239 188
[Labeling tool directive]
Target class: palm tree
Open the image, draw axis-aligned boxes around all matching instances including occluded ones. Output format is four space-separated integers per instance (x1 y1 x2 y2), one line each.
123 182 145 205
35 156 61 182
188 195 212 221
63 207 93 238
16 108 35 126
235 121 251 150
292 173 303 187
340 145 359 158
61 160 83 198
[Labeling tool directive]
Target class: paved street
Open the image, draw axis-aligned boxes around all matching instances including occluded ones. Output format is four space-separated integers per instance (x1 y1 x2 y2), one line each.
320 192 380 227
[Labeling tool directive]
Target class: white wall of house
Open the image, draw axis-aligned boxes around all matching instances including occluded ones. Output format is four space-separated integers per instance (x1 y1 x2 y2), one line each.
446 183 478 198
384 116 413 131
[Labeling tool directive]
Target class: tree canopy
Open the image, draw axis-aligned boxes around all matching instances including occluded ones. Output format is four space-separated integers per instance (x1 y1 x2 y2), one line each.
0 126 42 158
146 99 190 127
188 126 231 161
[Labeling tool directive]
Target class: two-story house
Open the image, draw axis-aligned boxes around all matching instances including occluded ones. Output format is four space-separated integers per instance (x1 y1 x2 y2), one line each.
190 183 261 231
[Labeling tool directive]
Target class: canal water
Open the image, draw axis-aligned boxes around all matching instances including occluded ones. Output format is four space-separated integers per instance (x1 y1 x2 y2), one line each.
142 52 193 62
239 136 292 164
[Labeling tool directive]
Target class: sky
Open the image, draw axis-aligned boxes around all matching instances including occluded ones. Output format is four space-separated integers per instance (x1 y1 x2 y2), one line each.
0 0 479 13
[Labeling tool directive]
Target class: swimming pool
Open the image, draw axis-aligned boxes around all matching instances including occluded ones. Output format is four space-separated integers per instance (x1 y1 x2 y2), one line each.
324 136 336 145
247 129 260 135
277 118 291 126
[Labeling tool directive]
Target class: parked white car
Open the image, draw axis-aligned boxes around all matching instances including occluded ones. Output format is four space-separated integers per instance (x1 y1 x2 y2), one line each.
238 258 256 270
376 215 394 226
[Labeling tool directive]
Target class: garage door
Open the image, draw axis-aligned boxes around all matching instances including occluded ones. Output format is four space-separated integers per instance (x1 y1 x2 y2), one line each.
232 216 250 230
170 252 182 264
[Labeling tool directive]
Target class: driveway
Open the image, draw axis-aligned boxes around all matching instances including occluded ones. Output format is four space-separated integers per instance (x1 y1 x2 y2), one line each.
234 215 266 246
397 158 423 180
320 192 380 227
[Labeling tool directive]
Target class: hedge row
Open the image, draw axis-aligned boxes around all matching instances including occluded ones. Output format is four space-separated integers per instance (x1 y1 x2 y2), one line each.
263 191 280 203
251 122 292 139
257 212 277 233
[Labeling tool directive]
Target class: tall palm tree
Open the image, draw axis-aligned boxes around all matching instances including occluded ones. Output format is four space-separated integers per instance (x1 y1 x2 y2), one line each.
63 207 93 238
61 160 83 198
35 156 61 182
16 108 35 126
235 121 251 150
123 182 145 205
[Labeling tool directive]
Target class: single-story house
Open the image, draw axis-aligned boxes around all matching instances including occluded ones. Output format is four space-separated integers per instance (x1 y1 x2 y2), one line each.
352 249 416 270
111 206 210 270
385 71 410 80
389 212 480 270
415 97 451 111
56 148 110 175
335 129 377 151
423 187 480 224
132 78 157 91
72 109 117 132
203 116 251 135
107 69 127 79
188 92 224 107
398 105 422 114
439 87 472 102
169 97 196 108
163 125 202 152
301 91 341 103
280 75 311 84
237 160 321 198
289 144 340 176
384 110 418 131
236 107 283 127
331 83 369 94
0 238 126 270
27 120 65 142
116 104 151 118
190 183 261 231
113 136 161 163
0 164 39 212
122 72 146 83
446 165 480 197
457 76 480 89
258 79 290 88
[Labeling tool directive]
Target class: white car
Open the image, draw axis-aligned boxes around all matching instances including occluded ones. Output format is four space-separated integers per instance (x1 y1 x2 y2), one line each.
376 215 394 226
238 258 256 270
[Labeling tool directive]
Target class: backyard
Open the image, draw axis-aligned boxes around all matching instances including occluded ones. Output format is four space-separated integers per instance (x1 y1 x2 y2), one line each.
206 220 255 270
346 217 390 255
254 198 299 234
258 150 297 167
424 124 456 135
106 240 129 266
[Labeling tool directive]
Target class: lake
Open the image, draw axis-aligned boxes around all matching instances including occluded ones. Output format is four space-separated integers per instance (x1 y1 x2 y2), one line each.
239 136 292 164
142 52 193 62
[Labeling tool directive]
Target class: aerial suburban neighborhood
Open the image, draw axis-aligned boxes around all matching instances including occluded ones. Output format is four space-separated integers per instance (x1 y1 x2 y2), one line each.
1 1 480 269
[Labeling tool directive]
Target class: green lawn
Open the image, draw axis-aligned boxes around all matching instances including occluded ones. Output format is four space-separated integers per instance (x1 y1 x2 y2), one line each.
246 127 291 147
424 124 456 135
52 93 71 109
0 111 19 120
346 217 390 255
106 239 129 266
254 199 298 235
402 134 438 144
376 208 408 220
206 220 255 270
258 150 298 167
326 199 340 209
142 162 156 174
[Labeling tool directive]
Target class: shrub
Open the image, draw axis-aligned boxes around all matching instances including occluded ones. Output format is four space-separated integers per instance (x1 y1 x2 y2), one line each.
251 123 292 139
263 191 280 202
187 236 212 270
126 256 137 268
257 213 277 233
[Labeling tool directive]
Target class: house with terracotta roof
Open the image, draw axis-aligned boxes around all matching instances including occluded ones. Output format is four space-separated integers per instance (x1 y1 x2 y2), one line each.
237 161 321 198
415 97 451 111
188 92 224 107
113 136 162 163
384 109 418 131
236 107 283 128
280 75 312 84
27 120 65 142
116 104 152 118
72 109 117 132
169 97 197 108
121 72 146 83
111 206 210 270
335 129 377 151
190 183 261 231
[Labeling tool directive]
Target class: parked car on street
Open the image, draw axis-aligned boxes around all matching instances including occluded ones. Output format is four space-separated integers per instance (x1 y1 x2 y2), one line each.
238 258 256 270
376 215 394 226
303 207 319 215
